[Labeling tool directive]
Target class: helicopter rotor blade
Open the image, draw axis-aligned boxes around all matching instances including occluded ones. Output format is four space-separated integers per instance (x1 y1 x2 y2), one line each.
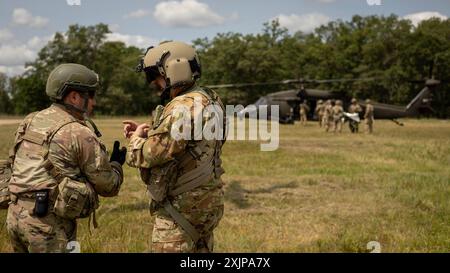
206 77 378 89
206 81 286 89
311 77 378 84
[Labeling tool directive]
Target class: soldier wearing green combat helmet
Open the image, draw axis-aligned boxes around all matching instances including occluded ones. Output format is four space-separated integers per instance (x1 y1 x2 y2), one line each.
4 63 126 253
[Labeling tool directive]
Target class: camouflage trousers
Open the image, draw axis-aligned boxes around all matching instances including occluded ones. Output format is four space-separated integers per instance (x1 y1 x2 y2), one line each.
151 204 224 253
365 119 374 134
6 197 76 253
333 118 343 133
318 114 324 127
151 185 224 253
300 113 307 125
323 116 330 132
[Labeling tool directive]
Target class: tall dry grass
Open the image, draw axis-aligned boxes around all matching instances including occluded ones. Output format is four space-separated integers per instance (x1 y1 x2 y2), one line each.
0 117 449 252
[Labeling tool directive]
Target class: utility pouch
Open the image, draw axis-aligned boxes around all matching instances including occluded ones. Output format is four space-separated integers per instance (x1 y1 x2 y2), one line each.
53 177 99 220
144 161 178 203
0 160 12 209
33 191 49 217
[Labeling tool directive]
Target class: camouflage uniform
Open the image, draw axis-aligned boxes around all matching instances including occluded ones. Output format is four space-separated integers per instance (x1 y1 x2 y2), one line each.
6 103 123 253
315 101 325 127
323 101 333 132
364 101 374 134
127 84 225 253
348 101 362 133
299 102 310 125
332 103 344 133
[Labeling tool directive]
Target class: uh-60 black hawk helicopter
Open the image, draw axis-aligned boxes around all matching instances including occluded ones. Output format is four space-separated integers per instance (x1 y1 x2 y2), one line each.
207 76 441 126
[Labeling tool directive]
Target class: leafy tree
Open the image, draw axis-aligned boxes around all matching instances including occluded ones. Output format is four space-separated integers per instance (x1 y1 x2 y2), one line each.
0 73 12 114
7 16 450 117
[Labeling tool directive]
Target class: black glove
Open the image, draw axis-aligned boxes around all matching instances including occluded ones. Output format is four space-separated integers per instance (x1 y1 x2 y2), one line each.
110 141 127 165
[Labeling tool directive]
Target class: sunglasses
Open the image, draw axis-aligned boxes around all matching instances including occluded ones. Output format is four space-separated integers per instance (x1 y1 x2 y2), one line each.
144 67 160 84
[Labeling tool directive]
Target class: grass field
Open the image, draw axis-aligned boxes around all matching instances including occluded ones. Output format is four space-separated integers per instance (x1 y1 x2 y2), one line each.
0 117 449 253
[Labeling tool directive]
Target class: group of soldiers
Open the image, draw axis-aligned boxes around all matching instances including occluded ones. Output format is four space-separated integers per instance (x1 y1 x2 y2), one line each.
299 98 374 134
0 41 225 253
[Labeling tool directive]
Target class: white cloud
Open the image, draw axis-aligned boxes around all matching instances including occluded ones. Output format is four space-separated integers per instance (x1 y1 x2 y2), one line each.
273 13 330 33
0 65 29 77
105 33 159 49
403 11 448 27
124 9 151 19
0 35 54 76
12 8 49 28
0 28 14 43
154 0 225 28
26 35 54 50
109 24 120 32
0 45 36 66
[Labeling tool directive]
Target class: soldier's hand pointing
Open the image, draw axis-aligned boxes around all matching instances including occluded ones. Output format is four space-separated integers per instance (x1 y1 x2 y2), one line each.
123 120 138 139
133 123 150 138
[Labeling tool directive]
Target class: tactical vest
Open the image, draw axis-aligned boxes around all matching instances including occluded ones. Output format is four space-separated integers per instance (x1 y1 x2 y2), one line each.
8 106 78 194
0 111 39 209
332 106 344 120
144 86 226 245
0 160 11 209
5 105 99 225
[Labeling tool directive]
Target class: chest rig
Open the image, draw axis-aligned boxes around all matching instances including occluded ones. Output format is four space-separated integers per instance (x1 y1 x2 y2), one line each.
144 87 226 245
5 105 100 227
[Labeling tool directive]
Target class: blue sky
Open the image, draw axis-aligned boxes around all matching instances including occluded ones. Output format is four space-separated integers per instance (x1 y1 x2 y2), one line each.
0 0 449 76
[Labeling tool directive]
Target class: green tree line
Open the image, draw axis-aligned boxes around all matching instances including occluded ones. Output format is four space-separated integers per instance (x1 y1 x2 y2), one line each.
0 15 449 117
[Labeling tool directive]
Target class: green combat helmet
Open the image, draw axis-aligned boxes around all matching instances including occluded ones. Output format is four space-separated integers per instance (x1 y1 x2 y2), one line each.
46 63 102 137
46 63 99 101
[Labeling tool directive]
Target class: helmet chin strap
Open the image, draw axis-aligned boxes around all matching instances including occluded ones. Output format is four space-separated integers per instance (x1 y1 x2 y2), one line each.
84 115 102 138
160 85 172 105
63 92 102 137
159 81 195 104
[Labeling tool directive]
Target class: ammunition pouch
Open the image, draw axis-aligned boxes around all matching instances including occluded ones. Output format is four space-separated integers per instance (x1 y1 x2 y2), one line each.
53 177 99 220
0 160 12 209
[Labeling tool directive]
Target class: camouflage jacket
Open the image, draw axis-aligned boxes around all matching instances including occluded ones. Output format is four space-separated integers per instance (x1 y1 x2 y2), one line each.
348 104 362 114
9 103 123 197
126 85 225 213
299 103 310 114
364 104 374 120
315 103 325 115
324 104 333 118
332 105 344 120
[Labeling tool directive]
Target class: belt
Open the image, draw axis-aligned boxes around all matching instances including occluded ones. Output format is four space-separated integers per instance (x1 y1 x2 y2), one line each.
9 194 35 209
10 191 41 201
10 191 54 207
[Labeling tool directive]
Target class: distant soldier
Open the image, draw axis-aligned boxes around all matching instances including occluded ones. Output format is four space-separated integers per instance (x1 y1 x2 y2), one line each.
332 100 344 133
348 98 362 133
323 100 333 132
299 100 310 125
5 64 125 253
315 100 325 127
364 99 374 134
